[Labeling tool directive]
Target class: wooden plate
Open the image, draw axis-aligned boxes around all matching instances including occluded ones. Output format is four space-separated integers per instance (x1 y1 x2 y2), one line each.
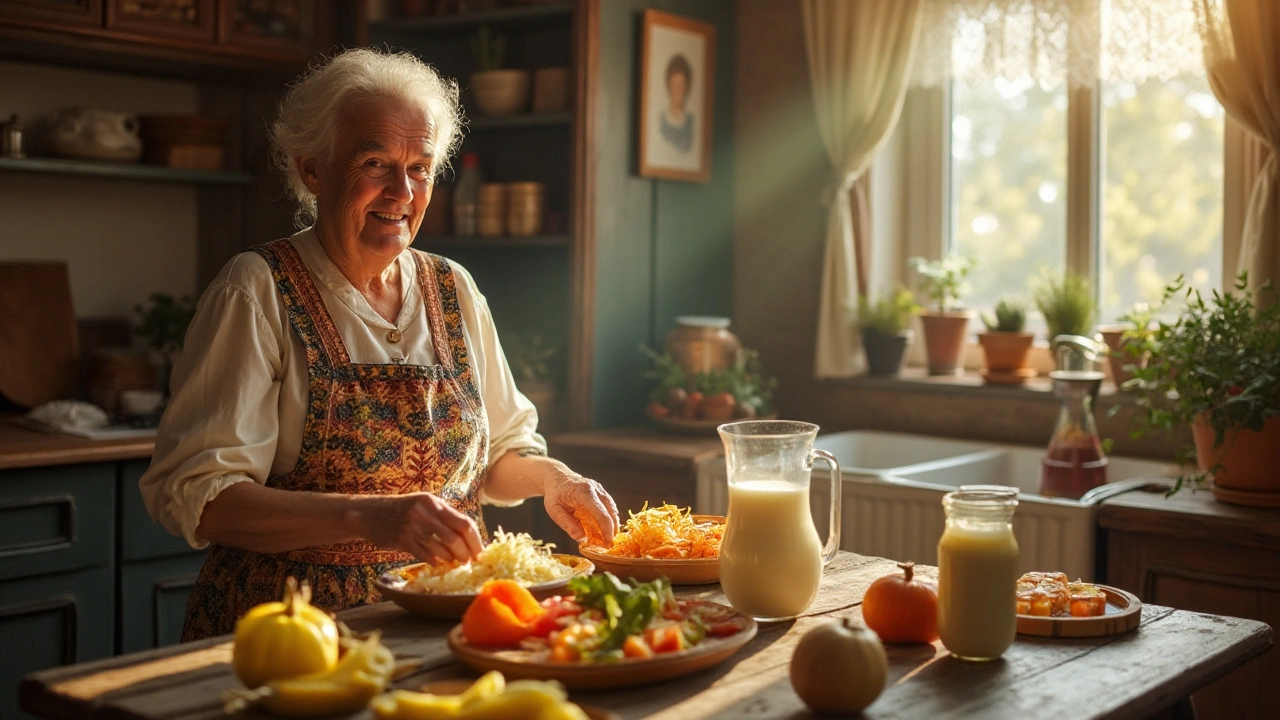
446 601 758 690
376 555 594 620
1016 584 1143 638
421 680 620 720
578 514 724 585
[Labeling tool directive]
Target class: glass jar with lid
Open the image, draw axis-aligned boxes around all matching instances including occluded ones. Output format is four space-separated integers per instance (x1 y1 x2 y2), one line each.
663 316 742 376
937 485 1020 661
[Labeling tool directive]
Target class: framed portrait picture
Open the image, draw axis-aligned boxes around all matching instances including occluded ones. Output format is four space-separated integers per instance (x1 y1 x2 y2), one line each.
638 9 715 183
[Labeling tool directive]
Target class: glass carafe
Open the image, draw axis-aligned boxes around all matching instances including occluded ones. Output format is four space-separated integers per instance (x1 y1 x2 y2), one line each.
717 420 841 622
1041 335 1109 499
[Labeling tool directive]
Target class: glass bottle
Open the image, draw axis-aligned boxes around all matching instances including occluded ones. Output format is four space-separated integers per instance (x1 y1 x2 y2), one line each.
452 152 482 236
937 485 1019 661
1040 369 1109 499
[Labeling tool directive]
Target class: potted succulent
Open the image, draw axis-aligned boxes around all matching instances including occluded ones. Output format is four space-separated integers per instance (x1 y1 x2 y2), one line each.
506 333 558 428
855 288 919 377
469 26 530 117
1033 271 1097 348
978 296 1035 384
1129 274 1280 505
909 255 976 375
1099 301 1159 388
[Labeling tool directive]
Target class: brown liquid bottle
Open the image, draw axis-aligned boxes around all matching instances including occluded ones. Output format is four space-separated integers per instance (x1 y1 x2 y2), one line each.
1040 370 1108 499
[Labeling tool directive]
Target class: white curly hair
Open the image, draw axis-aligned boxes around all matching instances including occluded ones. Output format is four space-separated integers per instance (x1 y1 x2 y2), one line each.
269 47 464 227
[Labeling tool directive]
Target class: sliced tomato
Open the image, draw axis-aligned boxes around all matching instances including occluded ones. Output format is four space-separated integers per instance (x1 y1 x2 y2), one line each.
706 619 745 637
622 635 653 659
530 598 581 638
644 625 685 654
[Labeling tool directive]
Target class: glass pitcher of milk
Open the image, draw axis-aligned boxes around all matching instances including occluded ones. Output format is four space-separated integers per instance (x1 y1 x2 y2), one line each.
717 420 841 621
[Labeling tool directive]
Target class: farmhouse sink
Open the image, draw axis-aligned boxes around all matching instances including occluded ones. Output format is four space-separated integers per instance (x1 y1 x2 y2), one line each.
695 430 1177 581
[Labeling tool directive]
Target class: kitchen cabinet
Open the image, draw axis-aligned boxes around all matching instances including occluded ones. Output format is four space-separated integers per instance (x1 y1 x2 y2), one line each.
1100 490 1280 720
105 0 218 43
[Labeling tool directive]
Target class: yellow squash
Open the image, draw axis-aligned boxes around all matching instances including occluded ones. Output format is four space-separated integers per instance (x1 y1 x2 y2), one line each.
232 577 340 689
371 672 589 720
260 629 397 717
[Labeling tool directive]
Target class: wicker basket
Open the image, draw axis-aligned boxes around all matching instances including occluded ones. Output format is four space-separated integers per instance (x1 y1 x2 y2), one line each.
532 67 571 113
506 181 544 236
470 70 532 117
476 183 507 236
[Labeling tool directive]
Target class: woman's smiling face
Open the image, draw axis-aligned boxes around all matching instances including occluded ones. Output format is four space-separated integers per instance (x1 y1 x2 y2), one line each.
306 94 436 260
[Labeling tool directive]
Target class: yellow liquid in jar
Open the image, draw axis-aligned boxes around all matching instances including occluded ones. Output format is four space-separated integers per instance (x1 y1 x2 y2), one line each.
937 522 1019 660
719 480 823 621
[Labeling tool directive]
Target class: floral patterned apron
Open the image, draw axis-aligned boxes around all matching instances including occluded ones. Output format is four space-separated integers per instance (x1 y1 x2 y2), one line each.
181 239 489 641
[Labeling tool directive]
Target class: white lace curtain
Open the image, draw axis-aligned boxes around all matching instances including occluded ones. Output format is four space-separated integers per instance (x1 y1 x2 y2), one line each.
913 0 1206 88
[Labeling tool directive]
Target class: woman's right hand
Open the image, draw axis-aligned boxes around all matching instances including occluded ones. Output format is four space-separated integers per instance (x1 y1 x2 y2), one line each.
346 492 484 565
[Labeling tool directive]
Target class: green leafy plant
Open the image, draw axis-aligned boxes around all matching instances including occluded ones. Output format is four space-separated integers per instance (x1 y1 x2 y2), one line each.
982 296 1027 333
1128 273 1280 493
505 333 555 386
856 288 920 335
908 255 976 313
470 25 507 71
1033 270 1096 341
134 293 196 355
1116 301 1160 340
641 345 777 417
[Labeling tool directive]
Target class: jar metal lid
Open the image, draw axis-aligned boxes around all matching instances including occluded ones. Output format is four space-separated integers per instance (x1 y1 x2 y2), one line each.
675 315 731 329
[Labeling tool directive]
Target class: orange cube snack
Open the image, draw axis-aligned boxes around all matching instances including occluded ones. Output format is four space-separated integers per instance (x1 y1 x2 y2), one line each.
1016 572 1069 616
1068 581 1107 617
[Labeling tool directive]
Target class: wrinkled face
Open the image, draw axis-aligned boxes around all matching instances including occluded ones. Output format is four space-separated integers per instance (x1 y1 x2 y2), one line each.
302 95 435 259
667 71 689 112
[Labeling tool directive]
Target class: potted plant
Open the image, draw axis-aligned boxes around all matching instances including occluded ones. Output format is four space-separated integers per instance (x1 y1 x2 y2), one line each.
909 255 976 375
1099 301 1159 388
855 288 919 377
978 296 1035 384
1129 274 1280 505
642 346 776 426
506 333 558 428
1033 271 1097 348
134 292 196 392
469 26 530 117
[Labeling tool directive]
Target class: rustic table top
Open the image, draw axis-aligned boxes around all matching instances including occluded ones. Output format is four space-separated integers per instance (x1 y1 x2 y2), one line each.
20 553 1273 720
0 416 154 471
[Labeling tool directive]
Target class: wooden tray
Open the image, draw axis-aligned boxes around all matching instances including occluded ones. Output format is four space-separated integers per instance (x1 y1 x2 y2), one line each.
421 679 620 720
446 602 758 690
376 555 593 620
578 514 724 585
1016 584 1142 638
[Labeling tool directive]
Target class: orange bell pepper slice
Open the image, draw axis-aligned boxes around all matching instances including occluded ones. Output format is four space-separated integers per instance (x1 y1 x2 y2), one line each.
461 580 546 647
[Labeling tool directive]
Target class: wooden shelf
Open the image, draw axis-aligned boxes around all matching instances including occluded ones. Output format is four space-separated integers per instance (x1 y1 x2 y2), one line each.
468 112 571 130
371 3 573 34
414 234 570 250
0 157 253 186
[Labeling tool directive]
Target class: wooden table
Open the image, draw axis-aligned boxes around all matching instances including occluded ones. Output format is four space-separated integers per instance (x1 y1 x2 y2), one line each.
20 553 1273 720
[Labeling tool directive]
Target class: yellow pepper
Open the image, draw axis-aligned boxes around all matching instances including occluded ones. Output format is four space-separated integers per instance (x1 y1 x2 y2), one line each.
232 577 340 689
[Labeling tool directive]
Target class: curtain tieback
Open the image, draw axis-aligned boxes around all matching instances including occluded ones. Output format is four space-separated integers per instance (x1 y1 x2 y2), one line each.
822 172 860 207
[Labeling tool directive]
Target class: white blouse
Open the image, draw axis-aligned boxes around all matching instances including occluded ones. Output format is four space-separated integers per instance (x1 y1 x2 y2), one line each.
139 229 546 550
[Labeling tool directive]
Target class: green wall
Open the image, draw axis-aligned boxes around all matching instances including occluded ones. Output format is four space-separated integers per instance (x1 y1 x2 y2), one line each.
592 0 736 428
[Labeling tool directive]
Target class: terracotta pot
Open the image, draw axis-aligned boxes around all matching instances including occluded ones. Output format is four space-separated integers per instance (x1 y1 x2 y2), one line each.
919 312 972 376
1098 327 1147 387
861 329 911 377
977 331 1034 372
470 69 532 117
1191 413 1280 506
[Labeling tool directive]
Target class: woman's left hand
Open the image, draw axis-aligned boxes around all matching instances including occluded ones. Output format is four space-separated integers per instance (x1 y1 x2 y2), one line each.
543 472 619 545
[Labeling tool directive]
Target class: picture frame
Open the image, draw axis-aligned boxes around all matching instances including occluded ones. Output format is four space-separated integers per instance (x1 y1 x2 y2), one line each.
638 9 715 183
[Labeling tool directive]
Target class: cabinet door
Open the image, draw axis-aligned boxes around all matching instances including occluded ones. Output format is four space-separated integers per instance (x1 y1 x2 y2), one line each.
118 554 206 653
104 0 217 42
0 463 114 582
1 565 113 720
0 0 104 30
216 0 327 62
118 460 198 561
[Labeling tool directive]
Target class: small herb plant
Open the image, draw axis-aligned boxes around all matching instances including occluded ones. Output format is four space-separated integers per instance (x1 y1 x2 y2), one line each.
134 293 196 356
1033 270 1096 341
1128 274 1280 493
982 296 1027 333
641 345 777 418
470 25 507 71
857 288 920 335
505 334 555 386
908 255 976 313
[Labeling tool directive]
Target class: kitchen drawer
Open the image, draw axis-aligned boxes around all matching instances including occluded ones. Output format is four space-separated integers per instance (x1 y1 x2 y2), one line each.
118 553 206 654
2 565 113 720
119 459 196 561
0 463 115 581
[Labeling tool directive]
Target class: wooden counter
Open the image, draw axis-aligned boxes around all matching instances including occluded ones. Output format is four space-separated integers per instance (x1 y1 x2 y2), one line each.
0 417 154 470
1100 488 1280 719
19 552 1273 720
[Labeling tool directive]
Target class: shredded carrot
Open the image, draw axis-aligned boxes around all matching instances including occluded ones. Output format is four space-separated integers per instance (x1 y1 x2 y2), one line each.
603 503 723 560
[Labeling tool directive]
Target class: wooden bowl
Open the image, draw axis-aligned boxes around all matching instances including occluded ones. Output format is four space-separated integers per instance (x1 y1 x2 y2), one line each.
579 515 724 585
376 555 593 620
1016 584 1142 638
470 69 531 117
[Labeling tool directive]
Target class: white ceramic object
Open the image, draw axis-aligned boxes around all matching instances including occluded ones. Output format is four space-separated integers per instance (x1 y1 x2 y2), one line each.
696 430 1177 582
46 107 143 163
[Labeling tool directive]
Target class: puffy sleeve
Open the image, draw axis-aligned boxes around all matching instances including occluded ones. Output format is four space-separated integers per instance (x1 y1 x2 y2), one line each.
446 260 547 503
138 253 285 549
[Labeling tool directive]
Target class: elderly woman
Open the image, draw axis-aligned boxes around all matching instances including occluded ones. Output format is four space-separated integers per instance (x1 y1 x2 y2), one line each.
140 48 619 641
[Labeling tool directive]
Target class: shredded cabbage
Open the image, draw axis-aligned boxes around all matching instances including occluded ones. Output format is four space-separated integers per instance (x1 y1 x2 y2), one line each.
411 529 574 594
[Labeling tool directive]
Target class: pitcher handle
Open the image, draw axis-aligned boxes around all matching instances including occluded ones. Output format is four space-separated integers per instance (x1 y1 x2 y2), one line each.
809 448 842 566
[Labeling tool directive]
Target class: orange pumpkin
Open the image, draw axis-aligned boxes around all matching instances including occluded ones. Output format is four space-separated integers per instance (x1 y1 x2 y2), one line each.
862 562 938 643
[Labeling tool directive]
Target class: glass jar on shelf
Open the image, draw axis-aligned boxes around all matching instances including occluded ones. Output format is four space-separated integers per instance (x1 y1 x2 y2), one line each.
663 316 741 376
